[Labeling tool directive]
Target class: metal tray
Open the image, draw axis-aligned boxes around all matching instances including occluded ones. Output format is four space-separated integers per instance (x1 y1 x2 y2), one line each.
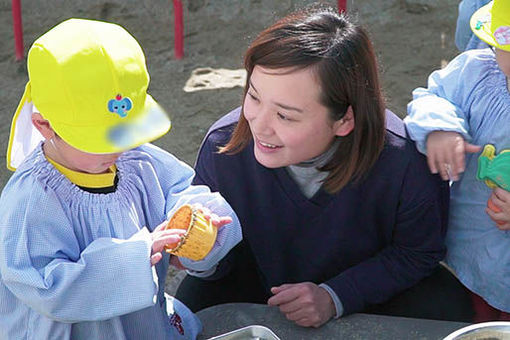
207 325 281 340
443 321 510 340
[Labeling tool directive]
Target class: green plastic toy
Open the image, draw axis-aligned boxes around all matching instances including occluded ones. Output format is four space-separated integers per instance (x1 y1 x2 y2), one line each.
477 144 510 226
477 144 510 189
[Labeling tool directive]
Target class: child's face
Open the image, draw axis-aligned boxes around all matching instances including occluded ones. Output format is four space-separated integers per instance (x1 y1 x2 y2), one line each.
47 136 122 174
243 65 351 168
495 48 510 79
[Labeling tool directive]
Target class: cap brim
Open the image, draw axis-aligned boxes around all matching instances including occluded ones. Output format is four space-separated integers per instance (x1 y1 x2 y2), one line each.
470 2 501 48
7 87 171 170
51 94 171 154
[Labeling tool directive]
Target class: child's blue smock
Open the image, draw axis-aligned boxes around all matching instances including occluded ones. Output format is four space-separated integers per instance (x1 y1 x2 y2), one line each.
0 143 242 339
405 48 510 312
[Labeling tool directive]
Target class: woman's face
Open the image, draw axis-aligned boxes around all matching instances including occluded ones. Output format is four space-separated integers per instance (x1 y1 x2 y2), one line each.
243 65 349 168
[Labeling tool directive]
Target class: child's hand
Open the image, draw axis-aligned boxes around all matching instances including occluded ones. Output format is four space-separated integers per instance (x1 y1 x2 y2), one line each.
166 204 233 268
191 203 232 229
426 131 481 181
486 188 510 230
150 221 186 265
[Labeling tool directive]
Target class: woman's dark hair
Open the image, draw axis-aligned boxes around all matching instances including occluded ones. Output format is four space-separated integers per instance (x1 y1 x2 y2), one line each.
220 6 386 193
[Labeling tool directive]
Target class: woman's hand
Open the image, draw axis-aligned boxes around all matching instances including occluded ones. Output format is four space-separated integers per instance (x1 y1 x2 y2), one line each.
426 131 480 181
267 282 335 328
486 187 510 230
150 221 186 265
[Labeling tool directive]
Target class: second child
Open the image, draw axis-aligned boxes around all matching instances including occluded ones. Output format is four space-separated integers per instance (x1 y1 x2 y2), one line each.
405 0 510 322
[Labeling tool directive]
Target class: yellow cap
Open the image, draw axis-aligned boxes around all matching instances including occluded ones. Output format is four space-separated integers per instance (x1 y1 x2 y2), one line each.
471 0 510 51
7 18 171 171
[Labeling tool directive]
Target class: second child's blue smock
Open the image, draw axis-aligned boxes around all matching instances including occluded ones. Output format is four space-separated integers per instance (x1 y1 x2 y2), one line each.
0 143 242 339
405 48 510 312
455 0 490 51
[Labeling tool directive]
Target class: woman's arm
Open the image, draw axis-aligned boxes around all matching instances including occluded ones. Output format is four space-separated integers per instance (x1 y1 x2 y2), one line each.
323 145 449 315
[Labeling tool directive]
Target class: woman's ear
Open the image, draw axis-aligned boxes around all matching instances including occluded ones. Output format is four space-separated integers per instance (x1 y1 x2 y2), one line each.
31 113 56 140
333 106 355 137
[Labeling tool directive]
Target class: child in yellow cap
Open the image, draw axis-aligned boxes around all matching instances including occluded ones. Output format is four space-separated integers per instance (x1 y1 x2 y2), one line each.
404 0 510 322
0 18 242 339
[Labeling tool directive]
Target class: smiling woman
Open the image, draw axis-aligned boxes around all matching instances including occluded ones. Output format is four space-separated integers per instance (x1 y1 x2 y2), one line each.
176 5 473 327
242 65 352 169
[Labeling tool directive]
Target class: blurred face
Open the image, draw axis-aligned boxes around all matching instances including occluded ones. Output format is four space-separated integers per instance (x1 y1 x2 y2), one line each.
243 65 350 168
32 113 121 174
45 136 121 174
495 48 510 80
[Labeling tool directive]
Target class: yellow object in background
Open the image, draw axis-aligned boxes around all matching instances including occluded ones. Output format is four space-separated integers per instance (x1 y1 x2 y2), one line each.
470 0 510 52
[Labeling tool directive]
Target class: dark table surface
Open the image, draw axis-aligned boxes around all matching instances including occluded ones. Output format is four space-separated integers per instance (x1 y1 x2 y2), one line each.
197 303 471 340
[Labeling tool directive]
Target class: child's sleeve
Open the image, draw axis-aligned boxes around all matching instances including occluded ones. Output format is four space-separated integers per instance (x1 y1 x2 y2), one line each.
0 185 159 323
166 186 242 273
404 52 474 154
149 145 242 274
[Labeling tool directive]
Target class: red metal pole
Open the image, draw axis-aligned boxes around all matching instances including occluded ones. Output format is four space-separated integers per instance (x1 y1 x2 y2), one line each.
173 0 184 59
338 0 347 13
12 0 24 61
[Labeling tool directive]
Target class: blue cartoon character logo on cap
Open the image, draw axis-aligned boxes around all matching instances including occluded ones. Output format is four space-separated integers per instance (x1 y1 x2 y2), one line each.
108 94 132 118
